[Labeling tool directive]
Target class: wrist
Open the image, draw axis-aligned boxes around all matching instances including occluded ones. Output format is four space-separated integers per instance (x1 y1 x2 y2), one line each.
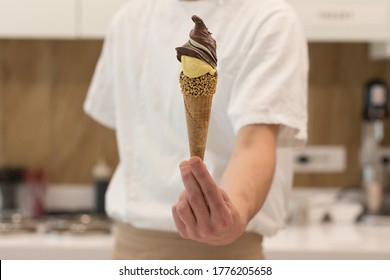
238 201 255 227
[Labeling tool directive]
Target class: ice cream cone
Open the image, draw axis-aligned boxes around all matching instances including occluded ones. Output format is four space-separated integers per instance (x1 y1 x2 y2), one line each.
183 94 213 160
180 73 217 160
176 15 218 160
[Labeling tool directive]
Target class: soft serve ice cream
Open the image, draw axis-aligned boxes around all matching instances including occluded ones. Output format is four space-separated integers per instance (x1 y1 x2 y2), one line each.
176 15 217 77
176 15 218 160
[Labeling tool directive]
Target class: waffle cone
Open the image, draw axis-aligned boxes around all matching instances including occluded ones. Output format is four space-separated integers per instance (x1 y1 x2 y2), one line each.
179 73 217 160
183 94 213 160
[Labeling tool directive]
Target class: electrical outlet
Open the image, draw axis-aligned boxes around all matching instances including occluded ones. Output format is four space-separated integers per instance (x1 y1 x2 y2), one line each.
293 145 347 173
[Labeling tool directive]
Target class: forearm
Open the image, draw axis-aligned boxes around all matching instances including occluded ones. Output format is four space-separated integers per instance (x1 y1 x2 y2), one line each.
220 124 278 225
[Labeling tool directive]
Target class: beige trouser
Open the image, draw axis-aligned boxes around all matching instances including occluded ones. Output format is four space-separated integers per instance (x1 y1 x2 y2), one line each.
112 222 264 260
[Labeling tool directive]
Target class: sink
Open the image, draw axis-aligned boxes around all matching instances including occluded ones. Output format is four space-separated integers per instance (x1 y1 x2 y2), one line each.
337 186 390 225
288 187 390 226
359 215 390 226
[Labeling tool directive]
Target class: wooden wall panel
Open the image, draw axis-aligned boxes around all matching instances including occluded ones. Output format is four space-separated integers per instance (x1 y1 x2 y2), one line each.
295 43 390 187
0 40 118 184
1 40 52 172
0 41 4 166
50 40 118 183
2 40 390 186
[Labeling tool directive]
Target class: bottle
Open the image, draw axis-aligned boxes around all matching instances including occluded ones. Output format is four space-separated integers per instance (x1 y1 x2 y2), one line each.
363 163 383 215
92 160 111 215
0 167 24 216
24 169 46 219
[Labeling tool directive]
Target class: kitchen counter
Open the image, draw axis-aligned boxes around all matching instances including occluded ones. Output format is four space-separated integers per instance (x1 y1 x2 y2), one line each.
0 231 114 259
1 223 390 259
1 186 388 260
263 224 390 259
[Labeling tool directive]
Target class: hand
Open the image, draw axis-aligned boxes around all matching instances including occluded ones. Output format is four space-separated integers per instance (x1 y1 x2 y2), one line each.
172 156 246 246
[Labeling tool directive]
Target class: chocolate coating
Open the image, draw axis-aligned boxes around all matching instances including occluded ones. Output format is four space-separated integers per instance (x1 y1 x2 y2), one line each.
176 15 217 68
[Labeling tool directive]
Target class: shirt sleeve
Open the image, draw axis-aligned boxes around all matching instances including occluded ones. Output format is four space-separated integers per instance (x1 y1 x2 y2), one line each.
83 27 116 129
227 10 308 147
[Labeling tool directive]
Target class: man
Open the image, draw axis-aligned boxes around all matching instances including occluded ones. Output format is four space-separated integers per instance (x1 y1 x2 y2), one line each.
84 0 308 259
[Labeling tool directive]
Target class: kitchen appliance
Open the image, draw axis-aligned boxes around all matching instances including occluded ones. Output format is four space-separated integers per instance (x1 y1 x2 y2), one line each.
0 213 38 234
44 214 112 235
0 167 24 215
360 79 390 220
0 167 43 234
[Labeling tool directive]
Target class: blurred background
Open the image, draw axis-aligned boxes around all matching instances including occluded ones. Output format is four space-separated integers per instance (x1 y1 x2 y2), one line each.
1 0 390 259
2 42 390 186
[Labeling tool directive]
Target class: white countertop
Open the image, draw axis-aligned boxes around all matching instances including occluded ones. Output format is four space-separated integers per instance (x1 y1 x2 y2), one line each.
263 224 390 259
1 223 389 260
0 232 114 259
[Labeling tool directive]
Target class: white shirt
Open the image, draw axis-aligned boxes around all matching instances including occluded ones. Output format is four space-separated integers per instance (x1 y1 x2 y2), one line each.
84 0 308 236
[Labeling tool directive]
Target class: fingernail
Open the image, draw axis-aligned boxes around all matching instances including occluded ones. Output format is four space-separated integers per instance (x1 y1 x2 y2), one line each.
189 156 202 167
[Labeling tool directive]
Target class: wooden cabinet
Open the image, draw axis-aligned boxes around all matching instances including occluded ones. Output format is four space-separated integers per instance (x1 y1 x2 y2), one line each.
0 0 77 38
287 0 390 42
79 0 129 38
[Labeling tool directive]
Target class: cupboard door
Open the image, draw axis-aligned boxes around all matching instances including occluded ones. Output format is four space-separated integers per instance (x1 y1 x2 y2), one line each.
79 0 129 38
0 0 76 38
287 0 390 42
